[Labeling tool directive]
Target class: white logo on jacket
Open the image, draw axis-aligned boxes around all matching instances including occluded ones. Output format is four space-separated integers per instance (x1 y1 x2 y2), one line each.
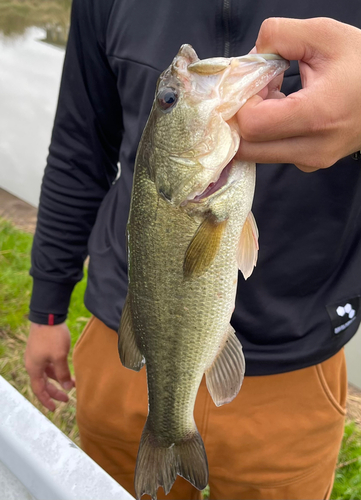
334 303 356 334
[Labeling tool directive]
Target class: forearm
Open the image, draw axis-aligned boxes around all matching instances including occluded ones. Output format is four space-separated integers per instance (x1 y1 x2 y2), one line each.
29 0 122 324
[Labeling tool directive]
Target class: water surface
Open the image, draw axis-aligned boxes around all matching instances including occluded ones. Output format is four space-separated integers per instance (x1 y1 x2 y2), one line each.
0 1 70 207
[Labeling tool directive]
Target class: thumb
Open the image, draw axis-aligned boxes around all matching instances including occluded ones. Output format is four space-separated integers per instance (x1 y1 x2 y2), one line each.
255 17 342 64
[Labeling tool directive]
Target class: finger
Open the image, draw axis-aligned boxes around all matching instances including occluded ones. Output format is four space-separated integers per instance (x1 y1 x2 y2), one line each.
46 381 69 403
30 375 57 412
266 73 284 93
25 357 57 411
256 73 285 100
239 19 340 143
237 134 338 171
52 355 75 391
267 90 286 100
293 164 318 173
236 90 320 142
255 17 341 63
45 363 76 388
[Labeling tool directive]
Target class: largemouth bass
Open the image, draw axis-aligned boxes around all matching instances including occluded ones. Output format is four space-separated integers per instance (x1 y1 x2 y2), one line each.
118 45 288 500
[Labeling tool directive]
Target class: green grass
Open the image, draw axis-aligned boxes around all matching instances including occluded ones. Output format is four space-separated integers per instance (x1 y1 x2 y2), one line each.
0 217 91 345
0 219 33 330
0 217 361 496
0 217 90 444
331 421 361 499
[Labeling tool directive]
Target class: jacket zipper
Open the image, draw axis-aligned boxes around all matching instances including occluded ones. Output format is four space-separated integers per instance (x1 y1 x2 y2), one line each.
223 0 231 57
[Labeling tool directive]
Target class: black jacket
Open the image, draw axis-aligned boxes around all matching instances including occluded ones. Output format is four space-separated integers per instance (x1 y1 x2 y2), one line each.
30 0 361 375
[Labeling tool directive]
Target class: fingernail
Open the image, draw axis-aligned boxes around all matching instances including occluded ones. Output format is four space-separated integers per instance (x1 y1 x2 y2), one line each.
62 381 73 390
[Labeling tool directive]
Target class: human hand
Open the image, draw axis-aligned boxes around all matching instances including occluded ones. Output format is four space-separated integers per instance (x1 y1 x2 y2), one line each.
236 17 361 172
25 322 75 411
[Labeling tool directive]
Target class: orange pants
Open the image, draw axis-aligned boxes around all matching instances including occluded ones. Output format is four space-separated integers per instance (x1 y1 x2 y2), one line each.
73 316 347 500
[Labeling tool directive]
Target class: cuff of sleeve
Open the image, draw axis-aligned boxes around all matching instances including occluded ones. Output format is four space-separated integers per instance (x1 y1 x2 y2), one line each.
28 311 68 325
29 279 76 325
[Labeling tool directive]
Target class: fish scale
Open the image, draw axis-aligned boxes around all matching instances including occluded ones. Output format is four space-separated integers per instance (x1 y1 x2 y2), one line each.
128 164 241 444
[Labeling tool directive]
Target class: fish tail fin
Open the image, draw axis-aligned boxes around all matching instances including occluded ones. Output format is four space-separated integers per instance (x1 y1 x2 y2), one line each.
134 420 208 500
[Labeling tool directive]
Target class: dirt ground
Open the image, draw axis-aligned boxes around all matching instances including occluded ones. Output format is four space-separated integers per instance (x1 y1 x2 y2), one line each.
0 188 37 233
1 186 361 426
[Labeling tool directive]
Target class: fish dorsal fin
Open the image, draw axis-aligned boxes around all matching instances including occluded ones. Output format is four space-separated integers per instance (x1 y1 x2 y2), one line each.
205 324 245 407
118 294 145 371
237 211 259 280
183 216 227 278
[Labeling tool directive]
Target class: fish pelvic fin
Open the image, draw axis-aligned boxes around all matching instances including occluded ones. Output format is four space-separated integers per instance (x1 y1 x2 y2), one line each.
183 215 227 279
118 294 145 371
205 324 245 407
134 420 208 500
237 211 259 280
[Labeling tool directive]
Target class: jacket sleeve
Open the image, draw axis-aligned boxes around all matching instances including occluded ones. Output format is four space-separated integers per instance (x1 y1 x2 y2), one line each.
29 0 122 325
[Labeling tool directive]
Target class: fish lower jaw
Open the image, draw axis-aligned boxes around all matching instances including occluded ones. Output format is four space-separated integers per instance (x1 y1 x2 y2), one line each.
186 124 241 205
191 160 234 202
187 153 247 205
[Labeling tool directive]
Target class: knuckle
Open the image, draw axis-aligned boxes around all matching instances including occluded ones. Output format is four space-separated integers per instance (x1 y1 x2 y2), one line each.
302 153 332 171
241 125 257 142
295 164 313 173
310 17 336 32
259 18 277 43
53 353 67 366
305 107 338 141
309 137 341 170
238 113 260 142
306 107 331 135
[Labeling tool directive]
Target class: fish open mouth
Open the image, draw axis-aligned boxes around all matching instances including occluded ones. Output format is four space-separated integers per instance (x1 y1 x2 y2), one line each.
181 54 289 207
191 160 234 202
188 120 240 204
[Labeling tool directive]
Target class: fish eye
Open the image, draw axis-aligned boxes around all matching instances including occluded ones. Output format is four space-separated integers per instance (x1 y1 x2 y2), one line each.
157 87 178 112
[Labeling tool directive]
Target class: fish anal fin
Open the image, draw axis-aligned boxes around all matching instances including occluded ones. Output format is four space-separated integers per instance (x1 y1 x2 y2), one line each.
237 211 259 280
118 294 145 371
183 216 227 278
135 420 208 500
205 324 245 407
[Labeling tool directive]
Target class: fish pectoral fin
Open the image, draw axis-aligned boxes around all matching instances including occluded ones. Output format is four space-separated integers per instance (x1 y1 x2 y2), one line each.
118 294 145 371
183 216 227 278
237 211 259 280
205 324 245 407
135 419 208 500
